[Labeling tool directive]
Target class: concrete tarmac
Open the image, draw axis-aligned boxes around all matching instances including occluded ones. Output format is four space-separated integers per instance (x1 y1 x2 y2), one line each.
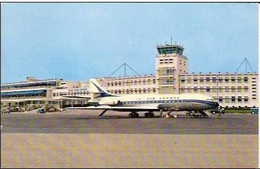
1 110 258 134
1 110 258 168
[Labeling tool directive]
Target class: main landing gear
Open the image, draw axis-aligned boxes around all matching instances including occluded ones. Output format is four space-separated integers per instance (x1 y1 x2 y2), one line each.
186 111 209 118
128 111 155 118
144 111 155 118
129 111 139 118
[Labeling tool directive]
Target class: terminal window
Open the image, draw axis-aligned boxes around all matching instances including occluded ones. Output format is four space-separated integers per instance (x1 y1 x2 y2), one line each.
219 97 223 102
212 87 217 92
231 86 235 92
225 86 229 92
244 86 249 92
212 77 217 83
194 87 198 92
225 97 230 103
206 87 210 92
237 86 242 92
187 78 191 83
193 79 198 84
225 78 229 83
166 69 174 75
199 87 204 92
219 88 223 93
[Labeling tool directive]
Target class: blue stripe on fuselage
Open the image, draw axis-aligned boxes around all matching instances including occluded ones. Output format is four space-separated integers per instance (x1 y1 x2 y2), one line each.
121 99 218 107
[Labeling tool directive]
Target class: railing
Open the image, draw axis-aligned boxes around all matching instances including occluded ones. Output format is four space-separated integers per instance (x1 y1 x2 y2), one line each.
1 96 46 100
1 85 53 91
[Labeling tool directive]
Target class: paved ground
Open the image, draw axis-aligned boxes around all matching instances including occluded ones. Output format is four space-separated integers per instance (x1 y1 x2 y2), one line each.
0 110 258 134
1 110 258 168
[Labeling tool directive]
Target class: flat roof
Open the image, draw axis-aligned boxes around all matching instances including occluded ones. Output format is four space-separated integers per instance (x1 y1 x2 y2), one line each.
1 81 58 88
1 78 62 87
1 89 46 97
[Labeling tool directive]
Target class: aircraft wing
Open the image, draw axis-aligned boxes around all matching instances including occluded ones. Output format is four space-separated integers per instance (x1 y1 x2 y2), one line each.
62 95 91 99
67 105 159 111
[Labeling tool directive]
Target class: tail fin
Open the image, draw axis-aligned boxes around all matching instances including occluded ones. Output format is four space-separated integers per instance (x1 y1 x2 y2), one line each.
88 78 115 97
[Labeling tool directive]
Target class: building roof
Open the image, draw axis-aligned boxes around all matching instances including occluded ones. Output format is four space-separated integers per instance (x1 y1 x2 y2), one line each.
1 89 46 97
1 78 62 87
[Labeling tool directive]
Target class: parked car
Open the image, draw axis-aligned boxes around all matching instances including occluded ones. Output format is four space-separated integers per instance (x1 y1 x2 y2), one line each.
1 107 10 114
210 108 225 114
37 108 45 114
251 108 258 114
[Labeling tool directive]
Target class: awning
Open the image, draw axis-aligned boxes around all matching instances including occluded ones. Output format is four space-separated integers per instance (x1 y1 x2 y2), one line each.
2 81 57 88
1 90 46 97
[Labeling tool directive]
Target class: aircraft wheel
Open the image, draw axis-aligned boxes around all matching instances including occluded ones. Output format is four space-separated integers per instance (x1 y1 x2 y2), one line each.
144 112 155 118
129 112 139 118
150 113 155 117
129 112 134 118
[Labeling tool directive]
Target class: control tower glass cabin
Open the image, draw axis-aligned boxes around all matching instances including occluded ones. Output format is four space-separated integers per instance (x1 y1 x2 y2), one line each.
157 43 184 55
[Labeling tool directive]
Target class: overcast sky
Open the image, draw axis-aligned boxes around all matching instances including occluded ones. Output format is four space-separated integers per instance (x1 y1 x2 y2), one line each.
1 3 258 83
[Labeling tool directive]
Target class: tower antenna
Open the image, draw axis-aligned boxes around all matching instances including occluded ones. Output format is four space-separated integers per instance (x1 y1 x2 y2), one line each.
108 63 140 77
236 58 253 73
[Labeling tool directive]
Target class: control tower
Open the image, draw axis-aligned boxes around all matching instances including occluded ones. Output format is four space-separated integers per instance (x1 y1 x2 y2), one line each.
155 43 188 94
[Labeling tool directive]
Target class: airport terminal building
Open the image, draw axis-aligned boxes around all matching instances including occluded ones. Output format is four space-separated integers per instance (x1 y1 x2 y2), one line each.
1 42 258 109
1 77 90 109
97 43 258 108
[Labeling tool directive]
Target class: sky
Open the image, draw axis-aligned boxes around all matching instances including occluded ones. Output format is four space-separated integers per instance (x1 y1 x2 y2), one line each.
1 3 258 83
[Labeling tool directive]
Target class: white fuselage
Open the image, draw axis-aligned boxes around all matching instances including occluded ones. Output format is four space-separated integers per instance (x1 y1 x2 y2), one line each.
91 93 219 111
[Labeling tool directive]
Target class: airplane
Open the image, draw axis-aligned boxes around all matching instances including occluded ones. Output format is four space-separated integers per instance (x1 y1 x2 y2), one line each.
67 78 220 118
